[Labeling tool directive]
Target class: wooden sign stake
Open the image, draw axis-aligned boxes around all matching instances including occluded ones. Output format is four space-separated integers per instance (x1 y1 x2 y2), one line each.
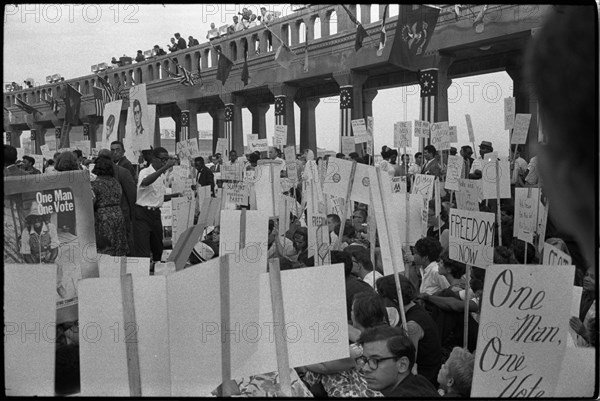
268 259 292 396
120 273 142 396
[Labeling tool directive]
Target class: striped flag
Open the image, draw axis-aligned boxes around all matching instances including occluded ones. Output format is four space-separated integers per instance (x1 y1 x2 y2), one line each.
42 95 60 114
341 5 368 51
339 85 353 148
224 104 234 152
274 96 286 126
377 4 390 56
418 68 439 149
95 75 115 101
181 110 189 141
93 86 105 116
14 97 40 115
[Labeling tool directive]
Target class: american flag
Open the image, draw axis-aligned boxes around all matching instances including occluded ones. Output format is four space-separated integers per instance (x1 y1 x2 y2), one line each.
224 104 234 155
83 123 90 140
181 110 189 141
418 69 438 149
162 61 200 86
275 96 286 126
339 86 353 149
95 75 115 101
93 86 105 116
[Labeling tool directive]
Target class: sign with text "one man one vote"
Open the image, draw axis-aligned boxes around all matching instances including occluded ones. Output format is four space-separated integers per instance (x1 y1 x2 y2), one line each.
471 264 574 397
449 208 495 268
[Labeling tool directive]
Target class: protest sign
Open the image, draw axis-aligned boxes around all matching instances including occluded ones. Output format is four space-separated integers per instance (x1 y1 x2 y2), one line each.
326 194 345 220
172 197 195 247
471 264 574 397
513 187 540 243
124 83 152 160
102 100 123 148
221 161 243 181
323 157 354 199
391 176 407 193
350 163 372 204
4 170 97 324
414 120 430 138
430 121 450 150
351 118 369 143
40 144 53 160
283 145 298 183
394 121 412 148
411 174 436 201
222 182 249 209
456 179 482 211
274 125 287 146
341 136 355 155
215 138 228 157
98 255 151 278
481 157 511 199
542 243 572 266
444 155 463 191
177 138 199 162
5 264 57 396
510 113 532 145
369 168 406 276
448 208 495 268
248 138 269 152
449 125 458 143
465 114 475 143
504 96 516 130
307 212 330 266
198 130 212 140
220 211 269 269
197 139 212 158
254 161 282 217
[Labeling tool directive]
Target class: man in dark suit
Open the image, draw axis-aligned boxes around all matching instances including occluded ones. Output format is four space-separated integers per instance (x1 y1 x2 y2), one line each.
193 156 215 197
174 33 187 50
98 149 137 253
110 140 137 182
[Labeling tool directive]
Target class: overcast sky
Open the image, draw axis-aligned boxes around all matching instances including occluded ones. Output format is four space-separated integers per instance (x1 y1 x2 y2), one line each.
5 4 514 157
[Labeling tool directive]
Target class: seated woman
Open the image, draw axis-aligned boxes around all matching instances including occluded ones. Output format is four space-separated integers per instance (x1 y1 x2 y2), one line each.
300 292 388 397
437 346 475 397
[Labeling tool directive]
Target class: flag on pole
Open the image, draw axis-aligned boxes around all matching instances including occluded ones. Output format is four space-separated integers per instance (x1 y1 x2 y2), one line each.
95 75 115 102
275 43 293 69
64 84 82 125
93 86 105 116
389 4 440 71
377 4 390 56
181 110 189 141
14 97 40 115
341 5 368 51
418 69 438 148
339 86 353 149
224 104 234 153
241 54 249 86
216 49 234 85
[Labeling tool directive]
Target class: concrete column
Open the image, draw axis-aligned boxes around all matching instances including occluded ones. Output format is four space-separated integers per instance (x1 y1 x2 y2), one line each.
248 104 270 139
295 97 320 154
28 126 47 154
208 108 225 154
8 129 23 148
219 93 244 154
268 84 298 146
333 71 369 120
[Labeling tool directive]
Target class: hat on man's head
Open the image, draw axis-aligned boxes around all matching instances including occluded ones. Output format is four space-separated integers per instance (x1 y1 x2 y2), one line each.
479 141 494 150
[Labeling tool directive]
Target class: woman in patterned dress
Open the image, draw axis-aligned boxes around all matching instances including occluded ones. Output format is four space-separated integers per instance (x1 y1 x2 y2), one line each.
91 157 128 256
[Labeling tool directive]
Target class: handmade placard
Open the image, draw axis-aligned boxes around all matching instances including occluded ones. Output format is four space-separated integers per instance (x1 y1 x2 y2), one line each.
341 136 355 155
414 120 430 138
456 179 482 211
510 113 532 145
430 121 450 150
102 100 123 149
542 243 572 266
350 163 372 204
448 208 495 268
513 187 539 244
4 170 97 324
444 155 463 191
394 121 412 148
351 118 369 143
471 264 574 397
248 138 269 152
411 174 436 201
504 96 516 130
481 157 511 199
322 157 354 199
274 125 287 146
391 176 407 193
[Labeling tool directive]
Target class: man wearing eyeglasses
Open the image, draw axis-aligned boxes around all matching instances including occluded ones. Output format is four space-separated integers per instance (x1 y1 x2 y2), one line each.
132 147 181 266
356 325 440 397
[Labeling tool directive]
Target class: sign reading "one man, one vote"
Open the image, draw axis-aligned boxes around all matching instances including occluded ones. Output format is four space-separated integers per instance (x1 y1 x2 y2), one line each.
449 208 495 268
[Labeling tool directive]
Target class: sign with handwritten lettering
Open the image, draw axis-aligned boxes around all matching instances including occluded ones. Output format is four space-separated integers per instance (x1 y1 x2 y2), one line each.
394 121 412 148
481 158 511 199
456 179 482 211
176 138 199 161
504 97 516 130
341 136 355 155
411 174 436 201
391 176 407 193
222 182 250 209
449 125 458 143
430 121 449 150
471 264 574 397
307 213 330 266
510 113 532 145
465 114 475 143
414 120 430 138
351 119 369 143
448 208 495 268
542 243 572 266
444 155 463 191
513 188 539 243
248 138 269 152
273 125 287 146
283 145 298 183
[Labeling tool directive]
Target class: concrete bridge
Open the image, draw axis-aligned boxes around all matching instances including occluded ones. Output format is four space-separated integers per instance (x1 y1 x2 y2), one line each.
4 4 550 159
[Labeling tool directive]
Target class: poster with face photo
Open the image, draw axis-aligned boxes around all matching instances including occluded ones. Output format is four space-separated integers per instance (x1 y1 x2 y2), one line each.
124 84 154 162
4 171 98 324
102 99 123 149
